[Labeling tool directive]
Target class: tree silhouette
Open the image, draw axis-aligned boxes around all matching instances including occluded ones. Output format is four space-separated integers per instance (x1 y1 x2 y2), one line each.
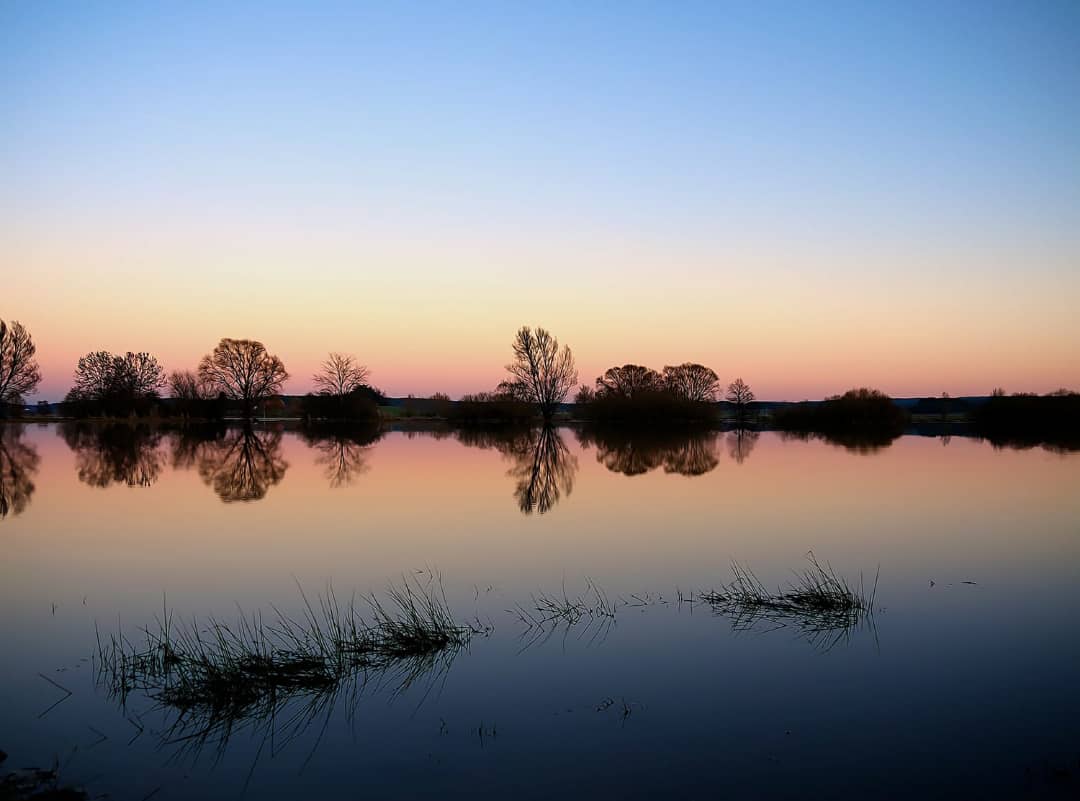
168 370 226 420
595 364 663 398
198 339 288 420
313 353 370 397
0 320 41 411
196 427 288 502
0 424 39 519
663 363 720 403
68 351 165 416
505 326 577 421
726 378 755 421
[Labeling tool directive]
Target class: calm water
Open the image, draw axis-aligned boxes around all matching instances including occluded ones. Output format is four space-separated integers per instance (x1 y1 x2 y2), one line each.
1 422 1078 800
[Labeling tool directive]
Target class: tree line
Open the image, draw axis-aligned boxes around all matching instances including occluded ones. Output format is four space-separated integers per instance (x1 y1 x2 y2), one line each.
2 318 1076 438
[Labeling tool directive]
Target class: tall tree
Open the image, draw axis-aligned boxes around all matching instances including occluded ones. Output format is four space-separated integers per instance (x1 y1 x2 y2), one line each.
70 351 165 415
313 353 370 396
663 363 720 402
198 338 288 420
505 326 577 421
595 364 663 398
726 378 755 420
0 320 42 409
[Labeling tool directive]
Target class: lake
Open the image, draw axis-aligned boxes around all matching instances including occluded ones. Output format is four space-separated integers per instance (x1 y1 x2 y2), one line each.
1 422 1078 799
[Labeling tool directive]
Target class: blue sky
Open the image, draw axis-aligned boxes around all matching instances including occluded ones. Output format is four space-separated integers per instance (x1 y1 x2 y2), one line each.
3 1 1079 399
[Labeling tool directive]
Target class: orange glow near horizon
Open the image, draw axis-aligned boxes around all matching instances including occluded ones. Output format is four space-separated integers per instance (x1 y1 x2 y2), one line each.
8 230 1079 402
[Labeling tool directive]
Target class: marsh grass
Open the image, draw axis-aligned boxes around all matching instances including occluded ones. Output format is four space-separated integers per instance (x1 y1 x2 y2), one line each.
701 553 878 650
96 576 482 756
510 578 618 648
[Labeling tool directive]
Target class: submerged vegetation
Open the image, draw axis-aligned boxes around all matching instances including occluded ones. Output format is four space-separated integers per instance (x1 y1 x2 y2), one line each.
0 760 87 801
510 578 619 647
97 577 482 754
702 554 878 650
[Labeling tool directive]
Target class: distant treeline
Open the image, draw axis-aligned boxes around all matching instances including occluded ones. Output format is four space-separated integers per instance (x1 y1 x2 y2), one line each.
1 319 1077 445
971 390 1080 449
771 388 909 437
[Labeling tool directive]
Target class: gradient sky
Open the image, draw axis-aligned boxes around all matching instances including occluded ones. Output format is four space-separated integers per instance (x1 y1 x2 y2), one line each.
3 1 1079 401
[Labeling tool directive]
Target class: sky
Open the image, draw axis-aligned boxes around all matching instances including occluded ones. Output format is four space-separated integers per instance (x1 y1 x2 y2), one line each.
3 1 1079 402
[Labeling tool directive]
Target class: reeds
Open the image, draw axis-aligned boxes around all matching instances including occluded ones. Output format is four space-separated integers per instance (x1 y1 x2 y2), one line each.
701 553 878 649
510 578 618 648
96 576 481 754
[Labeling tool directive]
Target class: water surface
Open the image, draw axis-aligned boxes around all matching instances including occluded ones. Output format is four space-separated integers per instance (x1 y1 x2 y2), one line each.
1 423 1078 799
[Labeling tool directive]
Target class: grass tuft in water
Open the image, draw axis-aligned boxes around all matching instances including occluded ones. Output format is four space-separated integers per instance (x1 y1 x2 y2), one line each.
95 575 482 753
701 552 878 649
510 578 618 648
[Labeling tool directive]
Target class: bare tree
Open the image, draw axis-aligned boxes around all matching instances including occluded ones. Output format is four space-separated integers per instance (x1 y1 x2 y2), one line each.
313 353 370 397
198 338 288 420
595 364 663 398
0 320 42 407
726 378 755 420
70 351 165 414
663 363 720 402
169 370 210 401
505 326 577 421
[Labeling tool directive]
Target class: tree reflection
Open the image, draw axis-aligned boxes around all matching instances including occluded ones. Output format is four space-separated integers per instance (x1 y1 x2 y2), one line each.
60 422 164 488
301 425 382 488
777 429 899 454
0 424 39 519
455 426 577 514
576 428 720 477
726 428 760 464
195 426 288 502
509 427 576 514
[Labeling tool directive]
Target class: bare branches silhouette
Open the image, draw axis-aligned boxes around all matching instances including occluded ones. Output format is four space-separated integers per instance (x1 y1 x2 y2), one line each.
301 426 382 488
0 424 39 519
313 353 370 397
0 319 42 409
577 428 721 477
196 427 288 502
505 327 577 421
60 423 165 488
198 339 288 420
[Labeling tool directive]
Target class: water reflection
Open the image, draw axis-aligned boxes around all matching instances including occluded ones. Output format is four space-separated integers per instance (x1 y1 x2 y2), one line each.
456 426 577 514
60 422 165 488
193 427 289 503
0 424 39 519
778 428 900 454
726 428 760 464
576 427 721 476
301 425 382 488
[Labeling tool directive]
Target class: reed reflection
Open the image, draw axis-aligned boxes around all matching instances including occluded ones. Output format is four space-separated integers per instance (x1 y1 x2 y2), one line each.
192 426 288 503
300 425 383 488
576 427 721 476
455 426 577 515
0 424 39 519
60 422 165 488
